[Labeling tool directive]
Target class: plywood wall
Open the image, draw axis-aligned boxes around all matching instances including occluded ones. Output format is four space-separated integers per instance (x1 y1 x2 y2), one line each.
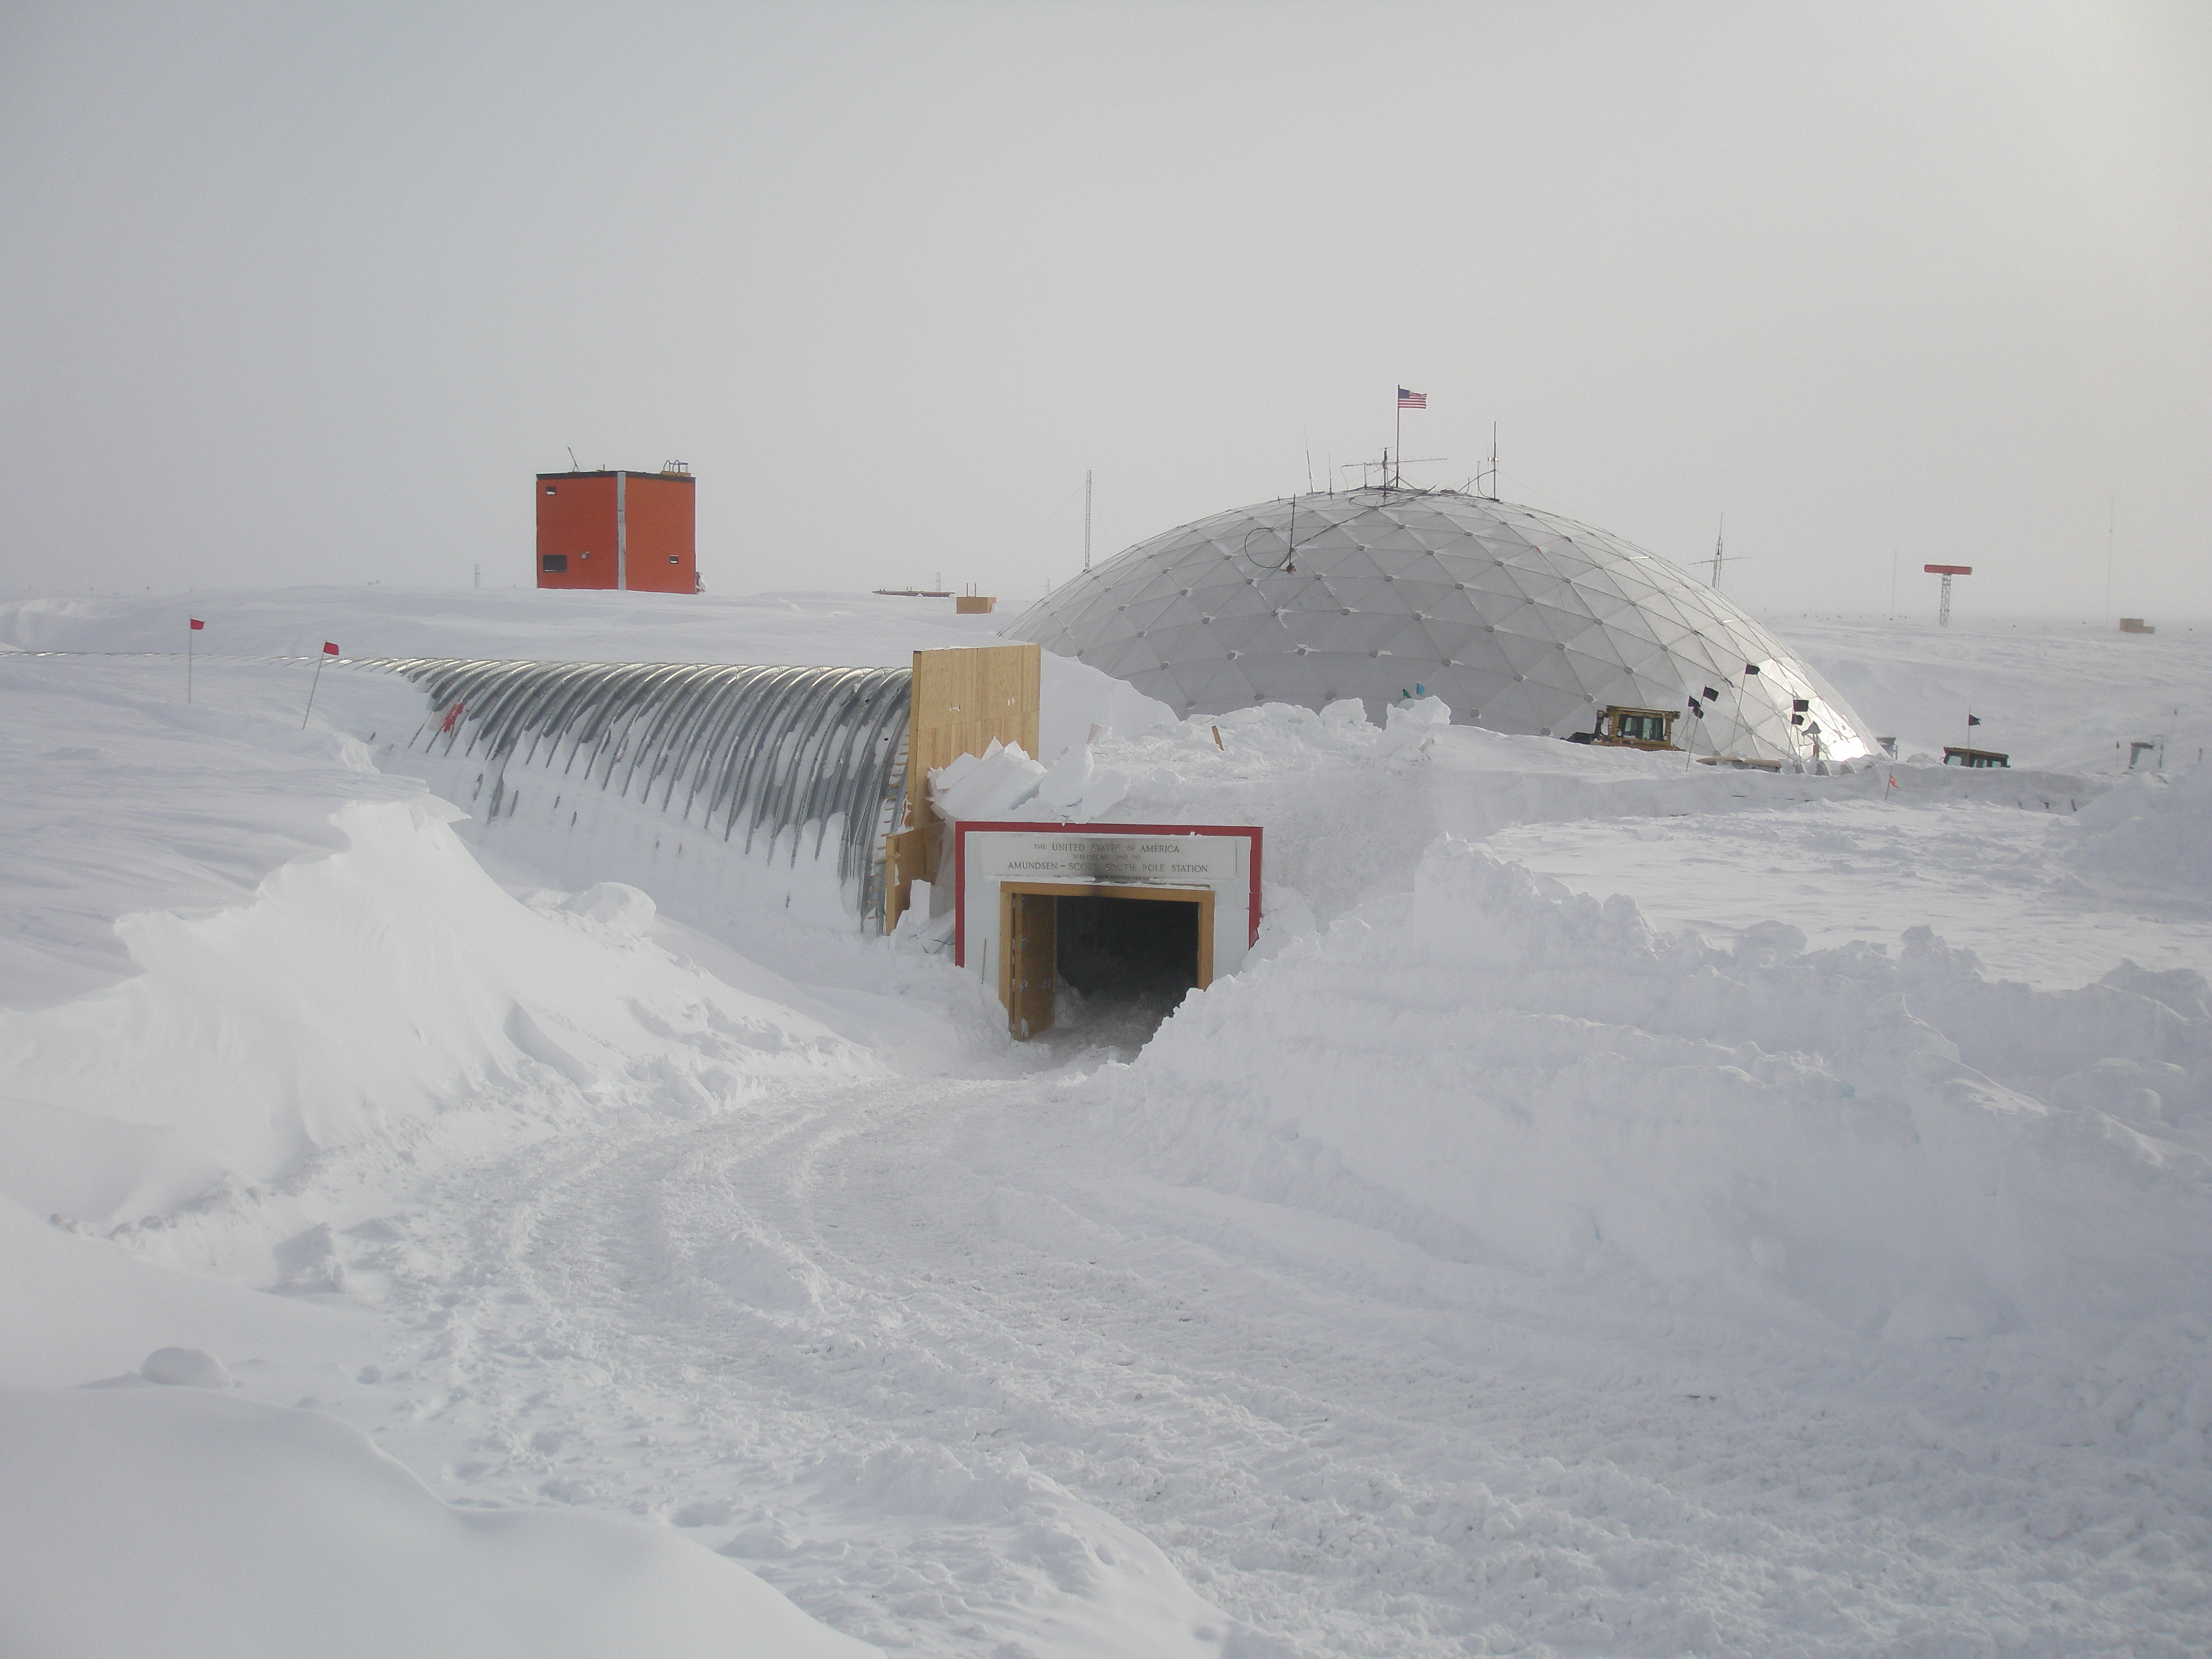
904 643 1041 827
883 643 1041 931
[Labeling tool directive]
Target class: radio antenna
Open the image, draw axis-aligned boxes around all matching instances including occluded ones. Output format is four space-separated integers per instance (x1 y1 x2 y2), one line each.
1707 514 1754 589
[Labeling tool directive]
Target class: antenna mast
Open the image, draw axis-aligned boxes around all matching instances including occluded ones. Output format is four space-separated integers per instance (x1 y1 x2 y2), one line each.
1706 515 1754 589
2105 494 2115 622
1083 470 1093 573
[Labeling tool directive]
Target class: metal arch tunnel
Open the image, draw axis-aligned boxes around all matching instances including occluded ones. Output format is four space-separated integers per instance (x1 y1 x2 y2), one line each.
369 657 916 922
355 644 1041 930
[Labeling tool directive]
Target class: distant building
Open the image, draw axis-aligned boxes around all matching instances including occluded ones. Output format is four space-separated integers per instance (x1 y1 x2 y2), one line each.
536 464 695 593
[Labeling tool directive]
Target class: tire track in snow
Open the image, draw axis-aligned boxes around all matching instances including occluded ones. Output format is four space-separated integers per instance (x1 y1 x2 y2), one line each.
352 1072 2212 1658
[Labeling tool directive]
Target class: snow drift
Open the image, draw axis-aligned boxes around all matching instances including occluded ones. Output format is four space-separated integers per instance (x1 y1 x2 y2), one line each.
2073 761 2212 894
0 1383 878 1659
0 795 868 1252
1100 836 2212 1341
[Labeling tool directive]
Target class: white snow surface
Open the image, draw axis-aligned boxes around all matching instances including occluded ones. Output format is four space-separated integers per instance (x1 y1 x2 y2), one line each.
0 1382 878 1659
2 589 2209 1657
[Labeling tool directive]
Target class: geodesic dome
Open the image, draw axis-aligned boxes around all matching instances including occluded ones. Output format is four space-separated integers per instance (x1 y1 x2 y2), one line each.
1007 487 1876 765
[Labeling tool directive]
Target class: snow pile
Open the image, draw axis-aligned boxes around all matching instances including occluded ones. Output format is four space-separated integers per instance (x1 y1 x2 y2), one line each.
1100 836 2212 1342
1067 700 1466 928
0 796 868 1264
928 738 1131 823
2072 762 2212 894
0 659 877 1295
0 1383 878 1659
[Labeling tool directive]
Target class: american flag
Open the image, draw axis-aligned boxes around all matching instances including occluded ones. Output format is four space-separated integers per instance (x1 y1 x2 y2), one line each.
1396 387 1427 409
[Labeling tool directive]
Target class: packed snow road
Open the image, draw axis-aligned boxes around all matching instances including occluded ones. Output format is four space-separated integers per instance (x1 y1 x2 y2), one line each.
341 1065 2208 1658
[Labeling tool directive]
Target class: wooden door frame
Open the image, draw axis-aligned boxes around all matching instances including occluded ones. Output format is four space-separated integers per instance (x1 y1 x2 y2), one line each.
996 881 1216 1028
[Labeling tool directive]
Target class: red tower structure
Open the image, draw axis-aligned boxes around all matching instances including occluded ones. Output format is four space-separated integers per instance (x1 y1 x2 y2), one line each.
1923 563 1971 627
536 464 696 592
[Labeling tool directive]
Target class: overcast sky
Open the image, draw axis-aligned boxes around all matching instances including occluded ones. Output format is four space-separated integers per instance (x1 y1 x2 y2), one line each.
4 1 2207 621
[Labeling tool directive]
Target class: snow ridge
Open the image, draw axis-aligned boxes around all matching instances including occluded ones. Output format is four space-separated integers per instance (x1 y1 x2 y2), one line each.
1102 837 2212 1343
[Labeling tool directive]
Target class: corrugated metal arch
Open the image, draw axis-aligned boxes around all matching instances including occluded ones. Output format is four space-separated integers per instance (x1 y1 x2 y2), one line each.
360 659 911 922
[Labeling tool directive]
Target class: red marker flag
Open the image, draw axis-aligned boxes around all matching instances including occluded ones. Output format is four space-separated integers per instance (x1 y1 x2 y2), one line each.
303 641 339 727
189 618 205 630
438 701 464 734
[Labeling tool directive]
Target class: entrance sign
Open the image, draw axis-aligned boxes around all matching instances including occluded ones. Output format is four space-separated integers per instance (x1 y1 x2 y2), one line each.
974 831 1241 888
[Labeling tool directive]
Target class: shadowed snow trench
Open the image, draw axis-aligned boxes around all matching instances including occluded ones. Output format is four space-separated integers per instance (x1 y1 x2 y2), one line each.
343 1070 2208 1659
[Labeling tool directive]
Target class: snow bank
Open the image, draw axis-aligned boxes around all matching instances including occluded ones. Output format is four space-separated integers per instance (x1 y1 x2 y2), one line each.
2072 762 2212 894
1098 836 2212 1341
0 1384 877 1659
0 662 878 1296
0 794 870 1275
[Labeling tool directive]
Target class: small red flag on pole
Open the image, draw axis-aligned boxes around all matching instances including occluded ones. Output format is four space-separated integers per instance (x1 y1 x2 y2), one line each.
303 641 339 728
438 700 465 736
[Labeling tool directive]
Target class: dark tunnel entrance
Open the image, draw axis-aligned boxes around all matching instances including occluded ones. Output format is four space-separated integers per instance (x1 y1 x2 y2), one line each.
999 882 1214 1048
1056 892 1202 1002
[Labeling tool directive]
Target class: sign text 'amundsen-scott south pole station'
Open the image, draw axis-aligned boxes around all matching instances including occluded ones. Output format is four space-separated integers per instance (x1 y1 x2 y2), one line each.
977 833 1242 886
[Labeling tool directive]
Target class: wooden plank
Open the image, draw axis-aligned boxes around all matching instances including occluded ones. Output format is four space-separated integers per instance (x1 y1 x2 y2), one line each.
882 826 928 934
907 643 1041 837
1000 888 1059 1039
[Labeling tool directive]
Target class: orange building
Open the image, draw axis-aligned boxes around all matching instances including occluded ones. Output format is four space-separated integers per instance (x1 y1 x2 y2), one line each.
536 464 697 592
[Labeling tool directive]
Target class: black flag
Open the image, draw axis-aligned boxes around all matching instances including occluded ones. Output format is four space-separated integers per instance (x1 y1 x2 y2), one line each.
1687 697 1704 718
1968 712 1982 727
1702 686 1721 702
1791 713 1805 726
1744 663 1761 676
1792 697 1810 712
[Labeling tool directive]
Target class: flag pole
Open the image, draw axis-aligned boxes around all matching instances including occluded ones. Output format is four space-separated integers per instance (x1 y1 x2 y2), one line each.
186 625 193 704
302 641 337 728
1393 395 1401 489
